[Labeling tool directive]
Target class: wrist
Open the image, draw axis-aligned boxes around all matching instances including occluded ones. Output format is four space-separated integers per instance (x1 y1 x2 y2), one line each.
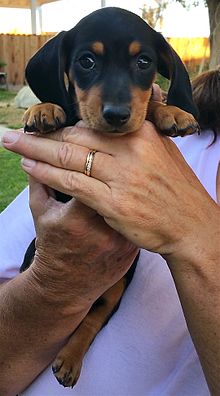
25 258 92 317
164 227 220 285
164 200 220 267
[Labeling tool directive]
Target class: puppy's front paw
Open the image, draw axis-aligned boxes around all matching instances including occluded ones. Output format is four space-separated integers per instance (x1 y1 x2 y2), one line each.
148 102 200 137
52 352 82 388
23 103 66 133
155 105 200 137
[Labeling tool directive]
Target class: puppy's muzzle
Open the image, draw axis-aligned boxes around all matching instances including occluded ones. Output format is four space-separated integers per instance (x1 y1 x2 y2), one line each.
102 104 131 129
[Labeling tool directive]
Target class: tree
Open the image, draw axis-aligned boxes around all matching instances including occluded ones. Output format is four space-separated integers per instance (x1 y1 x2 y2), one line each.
176 0 220 68
142 0 220 68
141 2 168 29
205 0 220 68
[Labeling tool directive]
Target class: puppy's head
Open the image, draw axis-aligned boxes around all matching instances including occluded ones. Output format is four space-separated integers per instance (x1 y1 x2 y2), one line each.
66 8 158 134
26 7 197 134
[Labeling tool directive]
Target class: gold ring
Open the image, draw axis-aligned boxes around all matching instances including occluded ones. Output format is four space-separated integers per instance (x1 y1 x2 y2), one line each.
84 150 97 177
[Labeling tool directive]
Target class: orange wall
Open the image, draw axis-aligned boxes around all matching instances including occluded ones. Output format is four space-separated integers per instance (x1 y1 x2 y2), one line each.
168 37 210 62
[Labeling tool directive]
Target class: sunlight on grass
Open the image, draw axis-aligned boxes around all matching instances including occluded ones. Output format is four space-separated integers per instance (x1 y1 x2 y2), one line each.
0 147 27 212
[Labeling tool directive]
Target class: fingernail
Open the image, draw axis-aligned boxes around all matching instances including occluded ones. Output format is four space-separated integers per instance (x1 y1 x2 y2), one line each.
21 157 36 168
2 131 20 144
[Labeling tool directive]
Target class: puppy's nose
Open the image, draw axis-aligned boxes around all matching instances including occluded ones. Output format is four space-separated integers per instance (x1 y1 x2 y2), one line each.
102 104 130 128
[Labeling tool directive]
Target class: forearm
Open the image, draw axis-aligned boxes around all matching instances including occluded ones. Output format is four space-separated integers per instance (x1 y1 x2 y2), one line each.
165 239 220 396
0 268 89 396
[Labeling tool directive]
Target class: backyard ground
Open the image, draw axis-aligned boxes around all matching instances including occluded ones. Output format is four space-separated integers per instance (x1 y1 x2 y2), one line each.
0 88 27 212
0 146 27 212
0 88 24 129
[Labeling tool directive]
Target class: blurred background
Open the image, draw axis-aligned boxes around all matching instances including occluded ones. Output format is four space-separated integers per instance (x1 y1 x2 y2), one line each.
0 0 219 210
0 0 218 87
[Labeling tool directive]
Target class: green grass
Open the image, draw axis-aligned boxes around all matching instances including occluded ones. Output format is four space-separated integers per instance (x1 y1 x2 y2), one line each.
0 88 17 102
0 147 28 212
0 88 24 129
0 106 24 129
155 75 170 92
0 89 27 211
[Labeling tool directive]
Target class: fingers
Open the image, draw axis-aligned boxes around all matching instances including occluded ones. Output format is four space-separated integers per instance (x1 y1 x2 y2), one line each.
29 176 51 218
1 124 119 156
65 199 98 220
2 131 89 170
29 175 106 224
2 129 115 182
61 123 121 154
23 159 111 216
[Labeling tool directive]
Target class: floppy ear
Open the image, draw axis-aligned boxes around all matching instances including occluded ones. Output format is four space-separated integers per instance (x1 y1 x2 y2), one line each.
25 32 72 114
155 33 198 119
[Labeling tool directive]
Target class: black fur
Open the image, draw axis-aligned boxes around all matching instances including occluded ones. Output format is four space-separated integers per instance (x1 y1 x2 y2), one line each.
25 7 198 125
21 6 198 302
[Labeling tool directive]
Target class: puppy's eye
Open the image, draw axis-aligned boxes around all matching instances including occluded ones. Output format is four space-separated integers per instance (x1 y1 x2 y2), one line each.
79 55 95 70
137 55 152 69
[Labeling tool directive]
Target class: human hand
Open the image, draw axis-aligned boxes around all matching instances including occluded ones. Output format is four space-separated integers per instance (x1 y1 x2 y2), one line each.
2 123 219 262
22 176 138 311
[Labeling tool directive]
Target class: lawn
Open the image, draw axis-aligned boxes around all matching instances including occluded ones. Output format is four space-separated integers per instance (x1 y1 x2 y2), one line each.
0 147 28 212
0 88 27 211
0 88 24 129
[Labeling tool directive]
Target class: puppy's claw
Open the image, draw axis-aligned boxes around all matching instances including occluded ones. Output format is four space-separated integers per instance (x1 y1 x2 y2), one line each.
52 355 82 388
52 360 63 374
149 103 199 138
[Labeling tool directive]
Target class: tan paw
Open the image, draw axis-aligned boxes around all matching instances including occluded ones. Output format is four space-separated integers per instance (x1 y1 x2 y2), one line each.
23 103 66 133
52 353 82 388
154 104 200 137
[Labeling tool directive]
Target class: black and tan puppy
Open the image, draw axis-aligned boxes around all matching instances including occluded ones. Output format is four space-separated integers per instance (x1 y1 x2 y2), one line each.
21 7 199 388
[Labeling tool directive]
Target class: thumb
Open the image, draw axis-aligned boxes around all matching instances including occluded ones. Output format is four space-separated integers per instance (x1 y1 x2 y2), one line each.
64 199 98 221
29 176 52 218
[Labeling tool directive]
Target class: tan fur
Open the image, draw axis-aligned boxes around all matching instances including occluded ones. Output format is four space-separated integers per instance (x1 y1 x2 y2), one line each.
23 89 197 137
148 101 198 137
52 278 127 387
129 87 152 131
129 41 141 56
74 84 103 130
23 103 66 133
74 83 153 133
91 41 104 55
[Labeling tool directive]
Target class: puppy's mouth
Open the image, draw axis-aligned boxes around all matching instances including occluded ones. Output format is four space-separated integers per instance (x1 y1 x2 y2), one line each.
77 100 148 135
99 124 138 135
84 118 141 135
81 110 146 135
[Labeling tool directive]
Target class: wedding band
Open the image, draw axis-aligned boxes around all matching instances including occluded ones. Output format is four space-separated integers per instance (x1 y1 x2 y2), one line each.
84 150 97 177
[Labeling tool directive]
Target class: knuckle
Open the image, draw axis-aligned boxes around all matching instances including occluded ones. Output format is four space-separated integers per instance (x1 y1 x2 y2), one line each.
57 142 74 168
62 126 79 143
63 170 78 192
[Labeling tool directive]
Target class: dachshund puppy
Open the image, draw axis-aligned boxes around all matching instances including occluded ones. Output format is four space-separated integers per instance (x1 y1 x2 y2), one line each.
21 7 199 388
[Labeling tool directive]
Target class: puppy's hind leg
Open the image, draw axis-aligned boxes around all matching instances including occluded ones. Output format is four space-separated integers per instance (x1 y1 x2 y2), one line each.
52 277 127 388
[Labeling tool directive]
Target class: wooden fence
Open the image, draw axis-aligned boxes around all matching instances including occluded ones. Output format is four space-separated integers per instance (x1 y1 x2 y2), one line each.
0 34 54 86
0 34 210 86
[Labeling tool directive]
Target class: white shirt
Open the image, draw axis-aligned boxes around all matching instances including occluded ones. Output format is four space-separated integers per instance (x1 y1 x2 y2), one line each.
0 130 219 396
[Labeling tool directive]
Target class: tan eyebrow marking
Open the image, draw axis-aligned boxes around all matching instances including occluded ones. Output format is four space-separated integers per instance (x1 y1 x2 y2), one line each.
129 41 141 56
91 41 104 55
